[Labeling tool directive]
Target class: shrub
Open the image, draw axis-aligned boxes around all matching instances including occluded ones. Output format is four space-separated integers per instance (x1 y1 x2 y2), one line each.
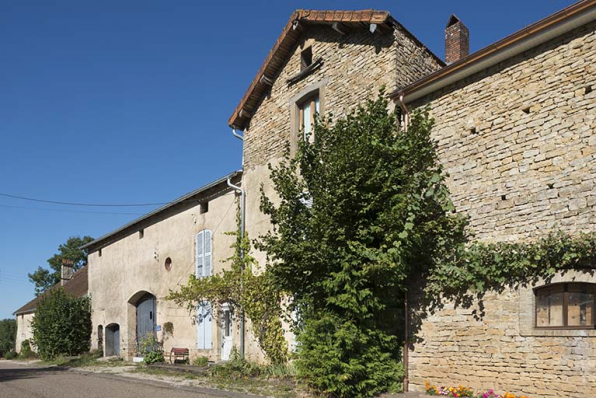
193 356 209 367
143 351 164 365
210 348 262 379
19 340 36 359
4 350 17 360
31 288 91 360
0 318 17 357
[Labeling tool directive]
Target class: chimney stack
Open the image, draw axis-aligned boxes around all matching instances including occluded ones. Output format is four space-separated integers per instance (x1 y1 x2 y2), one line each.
445 14 469 64
61 259 74 286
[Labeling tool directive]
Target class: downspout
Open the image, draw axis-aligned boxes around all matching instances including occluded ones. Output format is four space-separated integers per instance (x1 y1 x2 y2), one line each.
229 127 246 358
397 92 410 132
395 93 410 391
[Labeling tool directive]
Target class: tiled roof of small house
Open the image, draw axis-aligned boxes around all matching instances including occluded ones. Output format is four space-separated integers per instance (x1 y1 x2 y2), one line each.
13 265 88 315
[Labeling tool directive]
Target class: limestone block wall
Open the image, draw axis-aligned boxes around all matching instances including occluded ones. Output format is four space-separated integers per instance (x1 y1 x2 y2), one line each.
88 188 239 362
406 21 596 398
15 313 35 353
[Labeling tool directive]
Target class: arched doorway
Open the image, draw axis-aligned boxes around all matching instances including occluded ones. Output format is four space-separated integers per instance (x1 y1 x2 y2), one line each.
128 291 157 347
105 324 120 356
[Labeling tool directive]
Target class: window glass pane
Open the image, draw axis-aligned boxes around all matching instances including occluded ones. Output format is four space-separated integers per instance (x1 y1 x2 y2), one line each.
568 284 594 326
302 101 312 139
536 286 564 327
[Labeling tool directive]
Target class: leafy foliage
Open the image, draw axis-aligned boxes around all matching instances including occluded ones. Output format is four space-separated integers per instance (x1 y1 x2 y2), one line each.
0 318 17 357
19 339 36 359
4 350 17 360
258 92 468 397
168 216 288 364
31 288 91 360
28 236 94 296
429 231 596 302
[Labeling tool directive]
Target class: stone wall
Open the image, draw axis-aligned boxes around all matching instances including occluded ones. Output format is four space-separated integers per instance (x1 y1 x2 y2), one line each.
15 313 34 354
406 21 596 398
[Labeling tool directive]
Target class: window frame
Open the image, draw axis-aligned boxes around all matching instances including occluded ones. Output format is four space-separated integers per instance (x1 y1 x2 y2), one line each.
534 282 596 330
298 93 320 142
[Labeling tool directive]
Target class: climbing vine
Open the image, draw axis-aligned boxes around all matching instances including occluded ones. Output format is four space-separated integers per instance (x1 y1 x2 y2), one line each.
428 231 596 301
167 212 288 364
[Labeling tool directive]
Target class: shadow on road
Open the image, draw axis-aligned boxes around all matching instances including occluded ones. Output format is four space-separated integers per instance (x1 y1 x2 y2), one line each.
0 363 67 383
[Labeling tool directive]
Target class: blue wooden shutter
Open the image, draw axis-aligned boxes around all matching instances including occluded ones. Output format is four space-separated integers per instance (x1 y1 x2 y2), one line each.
196 231 204 277
204 230 212 277
196 230 213 349
197 301 212 349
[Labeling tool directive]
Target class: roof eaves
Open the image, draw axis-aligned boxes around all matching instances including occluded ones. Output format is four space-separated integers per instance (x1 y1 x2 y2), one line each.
81 171 242 251
390 0 596 102
228 9 415 131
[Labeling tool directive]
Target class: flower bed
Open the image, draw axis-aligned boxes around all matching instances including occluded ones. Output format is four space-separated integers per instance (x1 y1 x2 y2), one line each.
425 381 531 398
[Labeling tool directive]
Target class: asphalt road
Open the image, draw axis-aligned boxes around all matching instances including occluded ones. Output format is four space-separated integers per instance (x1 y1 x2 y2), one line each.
0 361 249 398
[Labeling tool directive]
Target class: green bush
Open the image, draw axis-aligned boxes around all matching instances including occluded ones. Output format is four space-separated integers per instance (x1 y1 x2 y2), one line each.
31 288 91 360
4 350 17 360
192 355 209 367
296 313 403 397
143 351 164 365
210 348 262 379
19 339 36 359
0 318 17 357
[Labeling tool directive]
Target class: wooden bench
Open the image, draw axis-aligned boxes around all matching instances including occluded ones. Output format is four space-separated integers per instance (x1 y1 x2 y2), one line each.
169 348 189 364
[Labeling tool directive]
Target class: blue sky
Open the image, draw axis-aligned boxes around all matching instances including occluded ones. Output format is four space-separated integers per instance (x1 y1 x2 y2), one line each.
0 0 577 319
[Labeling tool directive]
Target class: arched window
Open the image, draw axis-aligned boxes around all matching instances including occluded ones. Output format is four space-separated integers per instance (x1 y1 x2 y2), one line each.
535 283 596 329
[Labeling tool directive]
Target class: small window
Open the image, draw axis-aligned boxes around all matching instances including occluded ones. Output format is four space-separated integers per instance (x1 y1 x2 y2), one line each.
299 94 320 142
98 249 102 257
139 229 144 239
200 202 209 214
164 257 172 271
535 283 596 329
301 46 313 71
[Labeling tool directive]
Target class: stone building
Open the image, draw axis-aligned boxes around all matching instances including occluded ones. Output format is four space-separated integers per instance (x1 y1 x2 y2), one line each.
388 2 596 396
13 264 88 353
83 172 244 361
81 1 596 396
227 1 596 397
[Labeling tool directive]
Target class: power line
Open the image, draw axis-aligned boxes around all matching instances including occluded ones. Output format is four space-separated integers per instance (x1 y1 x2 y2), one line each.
0 192 168 207
0 204 143 216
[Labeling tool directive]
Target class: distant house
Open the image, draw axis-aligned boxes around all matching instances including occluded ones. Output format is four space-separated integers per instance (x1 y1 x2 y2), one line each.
13 265 88 353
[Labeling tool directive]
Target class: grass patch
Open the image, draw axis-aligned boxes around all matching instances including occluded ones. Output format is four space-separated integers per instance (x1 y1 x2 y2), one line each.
41 353 125 368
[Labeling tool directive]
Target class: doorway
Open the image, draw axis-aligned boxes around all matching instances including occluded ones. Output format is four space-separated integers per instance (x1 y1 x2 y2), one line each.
105 324 120 356
221 303 233 361
136 293 156 345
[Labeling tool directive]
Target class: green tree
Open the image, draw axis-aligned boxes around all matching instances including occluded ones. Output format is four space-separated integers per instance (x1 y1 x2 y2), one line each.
31 288 91 360
0 318 17 357
258 92 468 397
28 236 94 296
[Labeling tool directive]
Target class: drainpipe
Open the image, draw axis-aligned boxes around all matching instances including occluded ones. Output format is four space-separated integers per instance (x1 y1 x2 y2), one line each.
228 127 246 358
397 92 410 132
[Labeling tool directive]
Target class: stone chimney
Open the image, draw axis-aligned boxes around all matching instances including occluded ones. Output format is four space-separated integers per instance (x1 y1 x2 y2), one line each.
445 14 469 64
61 259 74 286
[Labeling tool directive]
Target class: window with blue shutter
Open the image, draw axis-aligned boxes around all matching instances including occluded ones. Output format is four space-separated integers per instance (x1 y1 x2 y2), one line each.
196 230 213 349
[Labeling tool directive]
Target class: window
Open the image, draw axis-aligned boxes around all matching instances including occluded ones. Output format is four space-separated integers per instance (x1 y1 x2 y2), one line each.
139 229 144 239
196 229 212 278
535 283 596 329
301 46 313 71
299 94 320 142
200 202 209 214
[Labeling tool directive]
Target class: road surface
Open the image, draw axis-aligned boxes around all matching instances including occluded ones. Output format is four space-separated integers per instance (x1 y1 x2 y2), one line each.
0 361 248 398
